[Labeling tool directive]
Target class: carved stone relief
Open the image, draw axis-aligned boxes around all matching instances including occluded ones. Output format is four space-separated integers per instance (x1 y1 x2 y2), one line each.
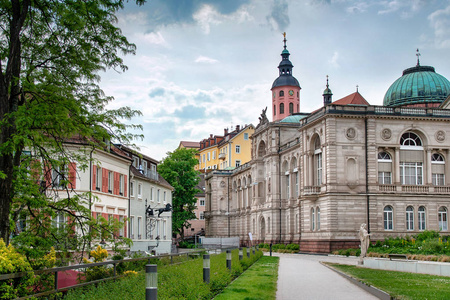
345 127 356 140
435 130 445 142
381 128 392 141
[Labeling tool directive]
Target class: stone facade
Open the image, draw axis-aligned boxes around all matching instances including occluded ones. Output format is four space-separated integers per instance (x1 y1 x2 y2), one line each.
205 104 450 252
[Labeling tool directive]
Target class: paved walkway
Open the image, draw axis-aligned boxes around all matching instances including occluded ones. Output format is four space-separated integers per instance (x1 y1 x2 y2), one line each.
275 253 379 300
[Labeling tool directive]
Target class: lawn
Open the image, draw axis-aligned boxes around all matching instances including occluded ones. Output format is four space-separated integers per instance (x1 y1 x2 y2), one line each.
214 256 279 300
327 263 450 300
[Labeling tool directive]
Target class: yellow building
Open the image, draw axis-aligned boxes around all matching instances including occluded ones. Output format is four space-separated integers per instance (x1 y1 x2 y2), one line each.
178 141 200 171
218 124 254 170
198 134 222 171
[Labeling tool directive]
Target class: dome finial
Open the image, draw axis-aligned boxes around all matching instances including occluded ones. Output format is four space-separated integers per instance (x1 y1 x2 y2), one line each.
326 75 329 88
283 32 287 50
356 85 359 92
416 48 421 66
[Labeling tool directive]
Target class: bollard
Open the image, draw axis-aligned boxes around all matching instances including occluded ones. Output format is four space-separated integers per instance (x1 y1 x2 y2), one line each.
203 254 210 283
252 246 255 255
226 250 232 271
239 247 243 260
247 247 250 258
146 264 157 300
270 243 272 256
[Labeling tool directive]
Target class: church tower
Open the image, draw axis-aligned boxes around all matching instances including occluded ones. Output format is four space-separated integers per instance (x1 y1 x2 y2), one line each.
271 33 301 122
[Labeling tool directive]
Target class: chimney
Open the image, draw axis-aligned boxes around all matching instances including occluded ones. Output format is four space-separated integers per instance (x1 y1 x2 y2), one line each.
224 128 228 135
236 125 240 131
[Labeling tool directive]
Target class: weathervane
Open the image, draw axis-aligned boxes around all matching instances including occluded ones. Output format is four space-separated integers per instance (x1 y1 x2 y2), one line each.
416 48 421 66
326 75 329 88
283 32 287 49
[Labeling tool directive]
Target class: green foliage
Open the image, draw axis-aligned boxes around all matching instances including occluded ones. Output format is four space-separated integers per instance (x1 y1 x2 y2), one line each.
0 239 35 299
215 256 279 300
328 263 450 300
65 249 265 300
0 0 144 249
81 246 111 282
157 148 201 238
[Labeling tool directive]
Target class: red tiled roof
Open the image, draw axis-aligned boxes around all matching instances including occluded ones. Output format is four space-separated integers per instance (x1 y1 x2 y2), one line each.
332 92 370 106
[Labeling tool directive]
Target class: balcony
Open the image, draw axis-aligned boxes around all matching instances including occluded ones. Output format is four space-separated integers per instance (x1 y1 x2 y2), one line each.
218 153 226 160
377 184 450 194
303 186 320 195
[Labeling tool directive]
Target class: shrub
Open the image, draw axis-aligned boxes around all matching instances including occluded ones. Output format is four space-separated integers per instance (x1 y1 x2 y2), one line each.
0 239 35 299
81 245 111 282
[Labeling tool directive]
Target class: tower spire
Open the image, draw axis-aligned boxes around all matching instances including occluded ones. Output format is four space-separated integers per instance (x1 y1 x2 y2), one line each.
323 75 333 106
283 32 287 50
416 48 421 66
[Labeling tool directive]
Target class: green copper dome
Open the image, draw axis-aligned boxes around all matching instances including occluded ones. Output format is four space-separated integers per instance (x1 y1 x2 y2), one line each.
383 65 450 107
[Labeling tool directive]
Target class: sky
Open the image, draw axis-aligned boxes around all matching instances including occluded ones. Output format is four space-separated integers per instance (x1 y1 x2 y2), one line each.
99 0 450 161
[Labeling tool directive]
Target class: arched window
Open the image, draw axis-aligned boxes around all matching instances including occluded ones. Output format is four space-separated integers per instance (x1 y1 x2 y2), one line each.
289 102 294 114
280 103 284 114
311 207 315 231
406 206 414 231
317 207 321 230
400 132 423 185
439 207 448 231
279 90 284 97
258 141 266 158
432 153 445 186
378 151 392 184
291 157 298 197
418 206 426 231
384 206 393 230
314 138 322 186
282 161 289 199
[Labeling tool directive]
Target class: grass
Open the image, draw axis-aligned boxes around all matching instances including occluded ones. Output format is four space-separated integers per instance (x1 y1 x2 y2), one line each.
326 263 450 300
214 256 279 300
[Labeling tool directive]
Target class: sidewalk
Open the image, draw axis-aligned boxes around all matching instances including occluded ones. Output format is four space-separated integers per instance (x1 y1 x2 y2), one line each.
275 253 379 300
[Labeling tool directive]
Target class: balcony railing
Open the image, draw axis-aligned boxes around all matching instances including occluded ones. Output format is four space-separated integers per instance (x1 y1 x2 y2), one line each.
218 153 226 160
303 186 320 195
377 184 450 194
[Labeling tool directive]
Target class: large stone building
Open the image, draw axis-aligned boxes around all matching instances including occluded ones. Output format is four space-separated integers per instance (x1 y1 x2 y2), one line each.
204 41 450 253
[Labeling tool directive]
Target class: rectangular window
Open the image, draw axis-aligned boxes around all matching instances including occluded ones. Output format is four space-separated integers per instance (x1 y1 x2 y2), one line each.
119 215 124 236
96 167 101 191
119 174 124 195
130 181 134 197
52 165 66 189
432 173 445 186
130 216 135 238
235 160 241 167
316 153 322 186
418 211 426 231
286 174 290 198
406 210 414 231
384 211 393 230
52 212 65 232
203 154 205 163
164 191 166 203
212 151 216 159
235 145 240 154
295 172 299 197
200 199 205 206
400 162 423 185
133 156 139 168
244 133 249 140
138 183 142 198
137 217 142 239
108 171 113 193
207 152 210 161
378 172 392 184
150 187 154 201
200 212 205 220
143 160 148 175
157 189 160 202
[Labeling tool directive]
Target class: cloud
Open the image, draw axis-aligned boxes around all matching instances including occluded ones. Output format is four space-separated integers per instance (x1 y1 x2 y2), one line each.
346 2 370 14
377 0 426 18
266 0 290 31
173 105 207 120
329 51 339 68
195 55 219 64
428 5 450 49
148 87 166 98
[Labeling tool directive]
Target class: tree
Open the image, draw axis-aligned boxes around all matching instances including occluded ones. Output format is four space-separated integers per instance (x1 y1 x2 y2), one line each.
0 0 145 249
158 148 200 240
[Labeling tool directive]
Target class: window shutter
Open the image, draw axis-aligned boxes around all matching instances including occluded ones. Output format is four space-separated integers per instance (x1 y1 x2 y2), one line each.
44 161 52 189
378 162 392 172
124 175 127 197
92 165 97 190
102 169 108 193
69 162 77 189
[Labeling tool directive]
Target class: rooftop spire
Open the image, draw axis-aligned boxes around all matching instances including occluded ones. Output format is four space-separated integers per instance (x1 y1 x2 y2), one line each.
283 32 287 50
416 48 421 66
323 75 333 106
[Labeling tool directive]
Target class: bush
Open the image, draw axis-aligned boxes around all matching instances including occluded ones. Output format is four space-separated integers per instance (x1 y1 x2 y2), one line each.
0 239 35 299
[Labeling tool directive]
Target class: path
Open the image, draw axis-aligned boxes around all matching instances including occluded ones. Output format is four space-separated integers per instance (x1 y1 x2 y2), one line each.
275 253 379 300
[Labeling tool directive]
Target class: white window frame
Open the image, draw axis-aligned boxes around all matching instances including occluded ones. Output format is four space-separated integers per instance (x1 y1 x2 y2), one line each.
119 174 124 196
200 198 205 206
108 171 113 193
137 217 142 239
439 207 448 231
317 207 320 230
200 212 205 220
235 145 241 154
235 160 241 167
96 167 101 191
130 181 134 197
130 216 135 239
244 133 249 140
384 206 393 230
406 206 414 231
400 162 423 185
143 160 148 175
150 187 154 201
418 206 426 231
311 207 315 231
138 183 142 199
157 189 160 203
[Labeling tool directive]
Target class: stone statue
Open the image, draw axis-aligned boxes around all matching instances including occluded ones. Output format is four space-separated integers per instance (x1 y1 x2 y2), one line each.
359 223 370 262
257 107 269 128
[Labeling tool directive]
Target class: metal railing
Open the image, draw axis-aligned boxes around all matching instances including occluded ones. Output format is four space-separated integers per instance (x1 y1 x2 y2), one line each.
0 249 214 299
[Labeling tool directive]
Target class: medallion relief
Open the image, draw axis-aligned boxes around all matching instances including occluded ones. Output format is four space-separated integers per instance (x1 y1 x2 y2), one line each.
345 127 356 140
435 130 445 142
381 128 392 141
